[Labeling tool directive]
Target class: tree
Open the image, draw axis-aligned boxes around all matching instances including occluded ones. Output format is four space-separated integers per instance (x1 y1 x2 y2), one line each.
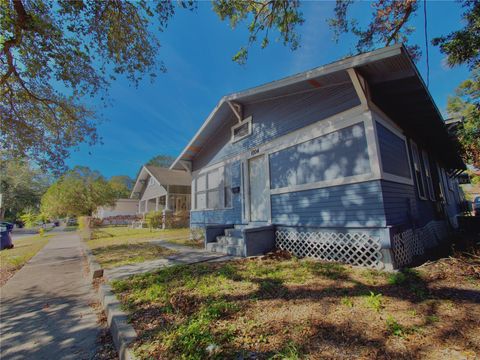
432 0 480 70
146 154 176 168
1 0 304 174
447 71 480 167
0 154 51 220
329 0 420 59
109 175 134 198
330 0 480 165
41 166 116 217
212 0 304 64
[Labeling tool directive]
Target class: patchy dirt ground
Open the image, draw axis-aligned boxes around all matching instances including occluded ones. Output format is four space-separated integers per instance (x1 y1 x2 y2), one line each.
111 246 480 360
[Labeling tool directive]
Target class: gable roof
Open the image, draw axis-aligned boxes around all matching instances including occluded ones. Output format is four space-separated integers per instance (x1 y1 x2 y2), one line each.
130 165 191 198
171 44 464 172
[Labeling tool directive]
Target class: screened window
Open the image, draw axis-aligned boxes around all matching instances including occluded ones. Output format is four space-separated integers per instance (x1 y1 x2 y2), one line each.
195 174 206 210
269 123 370 189
231 117 252 143
421 151 435 201
377 122 411 179
194 167 231 210
410 142 427 200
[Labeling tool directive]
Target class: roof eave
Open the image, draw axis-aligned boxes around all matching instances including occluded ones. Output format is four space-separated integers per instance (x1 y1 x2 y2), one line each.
170 45 404 170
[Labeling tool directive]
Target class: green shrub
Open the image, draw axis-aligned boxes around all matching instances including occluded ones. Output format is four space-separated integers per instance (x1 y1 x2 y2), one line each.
20 209 39 228
145 211 163 229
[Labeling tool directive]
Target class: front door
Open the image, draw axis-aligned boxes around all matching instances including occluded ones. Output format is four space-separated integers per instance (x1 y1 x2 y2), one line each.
248 155 269 222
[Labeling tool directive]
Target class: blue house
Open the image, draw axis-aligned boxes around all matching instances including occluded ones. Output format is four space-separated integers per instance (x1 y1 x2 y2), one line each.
170 45 465 269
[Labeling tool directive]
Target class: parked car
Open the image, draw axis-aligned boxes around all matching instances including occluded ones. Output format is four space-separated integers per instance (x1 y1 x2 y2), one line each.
66 218 77 226
473 196 480 216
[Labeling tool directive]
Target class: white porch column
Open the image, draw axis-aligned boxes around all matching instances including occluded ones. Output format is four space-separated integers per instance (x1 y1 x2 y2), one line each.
145 199 148 213
165 185 170 210
155 197 159 211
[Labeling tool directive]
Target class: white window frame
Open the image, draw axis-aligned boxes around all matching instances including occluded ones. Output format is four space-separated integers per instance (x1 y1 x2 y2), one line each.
231 116 252 143
224 164 232 208
192 165 233 211
421 150 435 201
410 142 428 201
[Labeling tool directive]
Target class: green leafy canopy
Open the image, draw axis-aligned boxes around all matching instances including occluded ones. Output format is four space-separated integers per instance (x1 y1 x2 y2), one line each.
1 0 304 174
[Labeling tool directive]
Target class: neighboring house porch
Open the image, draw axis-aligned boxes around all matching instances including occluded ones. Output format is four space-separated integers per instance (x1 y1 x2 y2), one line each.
131 165 191 227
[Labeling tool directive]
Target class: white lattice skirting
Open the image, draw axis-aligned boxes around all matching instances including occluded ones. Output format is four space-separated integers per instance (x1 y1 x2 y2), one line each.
392 220 449 268
275 231 383 269
190 227 205 241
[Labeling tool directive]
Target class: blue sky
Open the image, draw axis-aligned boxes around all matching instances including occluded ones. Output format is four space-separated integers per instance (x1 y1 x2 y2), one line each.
66 1 470 179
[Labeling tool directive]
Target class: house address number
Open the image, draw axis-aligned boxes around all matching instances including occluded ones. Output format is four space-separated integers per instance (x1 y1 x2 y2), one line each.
250 148 260 156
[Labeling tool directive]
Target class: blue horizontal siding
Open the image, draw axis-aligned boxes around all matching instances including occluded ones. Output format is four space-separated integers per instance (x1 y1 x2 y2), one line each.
190 196 242 227
380 180 439 227
271 180 386 227
193 79 360 171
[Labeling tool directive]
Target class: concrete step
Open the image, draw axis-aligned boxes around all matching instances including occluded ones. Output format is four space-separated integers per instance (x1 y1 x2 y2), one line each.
206 242 244 257
224 228 243 238
216 235 243 246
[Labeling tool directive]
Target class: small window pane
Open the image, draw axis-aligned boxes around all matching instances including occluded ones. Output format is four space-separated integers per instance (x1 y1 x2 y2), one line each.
196 192 206 209
411 143 426 199
207 170 220 190
224 165 231 186
196 174 206 191
207 190 219 209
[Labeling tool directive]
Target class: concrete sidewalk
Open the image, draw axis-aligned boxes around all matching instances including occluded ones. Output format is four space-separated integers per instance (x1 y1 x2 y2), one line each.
104 241 234 281
0 232 100 360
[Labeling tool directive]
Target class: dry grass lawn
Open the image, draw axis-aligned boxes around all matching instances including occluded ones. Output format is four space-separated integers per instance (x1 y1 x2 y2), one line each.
112 250 480 360
0 234 51 286
86 227 199 269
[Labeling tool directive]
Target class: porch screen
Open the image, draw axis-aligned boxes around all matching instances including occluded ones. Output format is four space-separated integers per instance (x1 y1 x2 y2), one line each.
195 168 221 209
376 122 411 179
269 123 370 189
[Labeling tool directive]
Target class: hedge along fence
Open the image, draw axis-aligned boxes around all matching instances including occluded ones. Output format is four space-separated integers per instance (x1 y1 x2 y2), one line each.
144 210 190 230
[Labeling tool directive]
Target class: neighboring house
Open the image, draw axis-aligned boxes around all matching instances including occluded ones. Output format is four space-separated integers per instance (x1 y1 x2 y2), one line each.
170 44 465 269
94 199 138 219
130 165 191 215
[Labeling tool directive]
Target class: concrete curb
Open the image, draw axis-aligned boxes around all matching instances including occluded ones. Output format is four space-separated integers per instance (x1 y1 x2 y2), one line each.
83 245 104 279
98 283 137 360
81 243 137 360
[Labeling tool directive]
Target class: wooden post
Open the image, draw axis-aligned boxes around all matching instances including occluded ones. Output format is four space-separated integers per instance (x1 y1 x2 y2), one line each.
165 185 170 210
